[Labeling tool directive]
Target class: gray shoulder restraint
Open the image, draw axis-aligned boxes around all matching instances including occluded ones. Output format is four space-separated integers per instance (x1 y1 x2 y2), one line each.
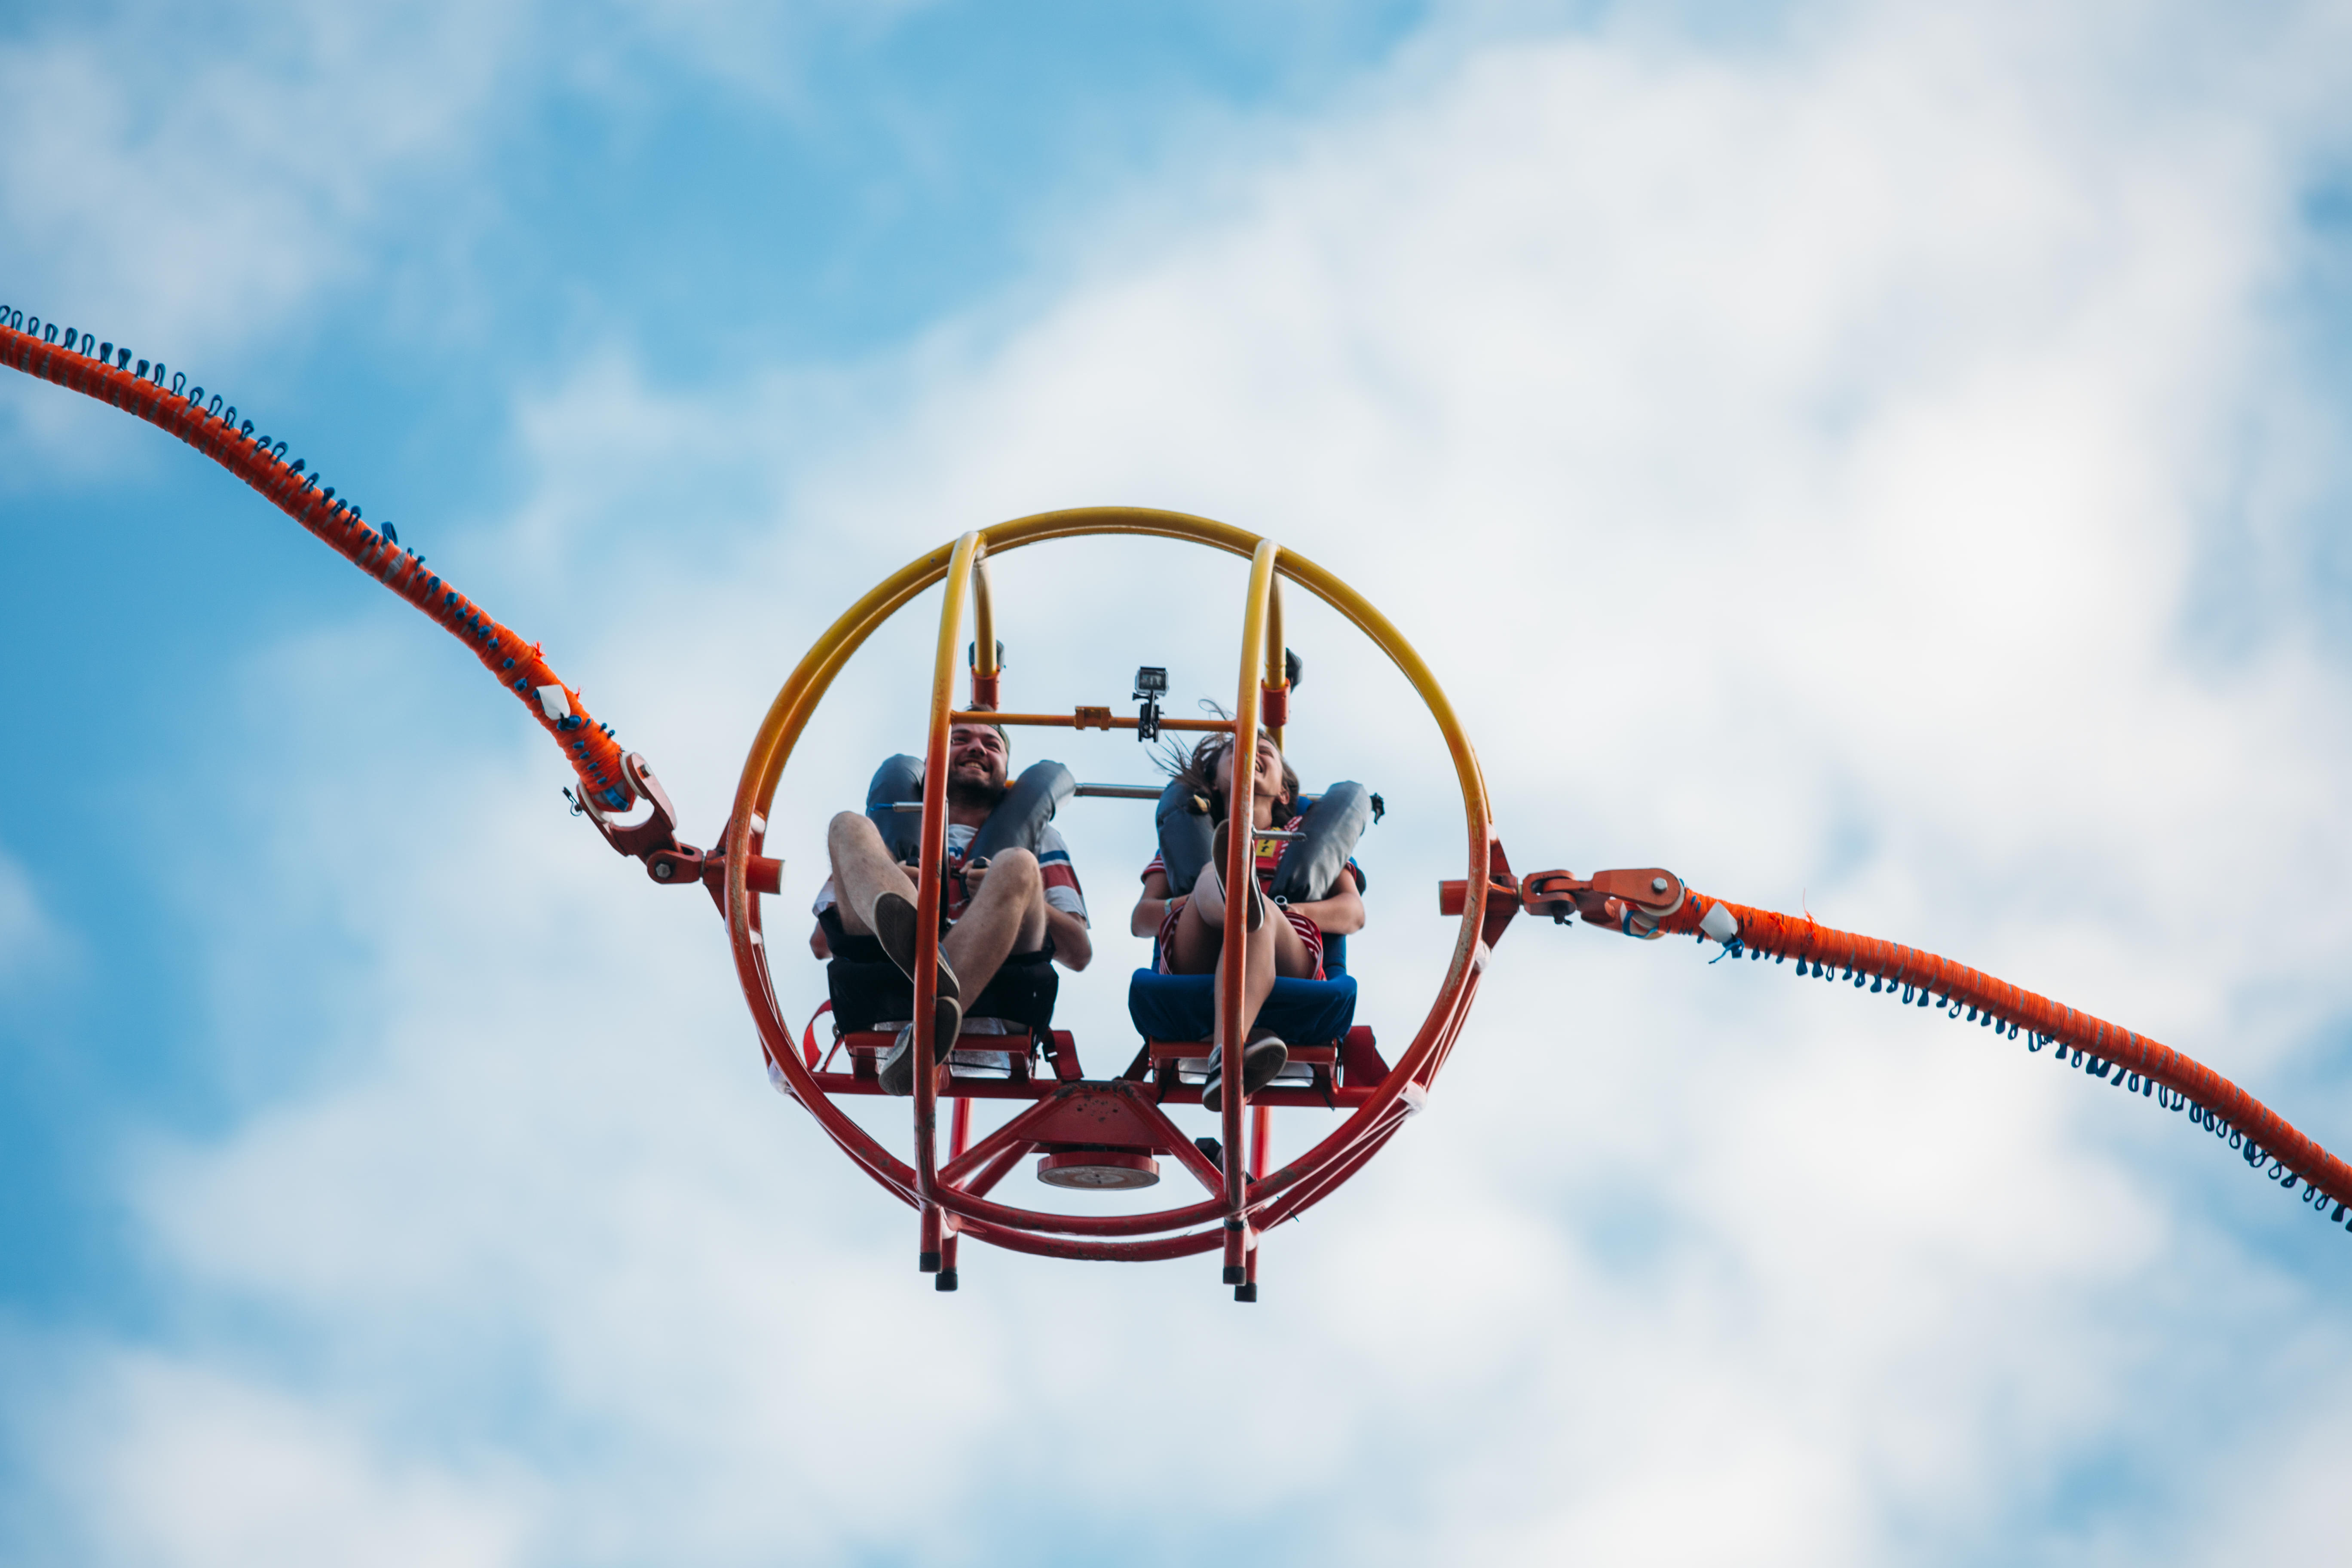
1270 780 1373 903
967 760 1076 864
1154 778 1374 900
866 754 1075 866
1154 778 1216 895
864 753 927 864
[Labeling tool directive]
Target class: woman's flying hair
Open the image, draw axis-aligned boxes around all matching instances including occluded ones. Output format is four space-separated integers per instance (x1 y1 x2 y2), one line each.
1161 715 1300 827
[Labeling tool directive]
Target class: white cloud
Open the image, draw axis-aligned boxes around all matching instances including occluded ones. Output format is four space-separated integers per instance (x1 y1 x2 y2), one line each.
18 0 2352 1563
0 0 522 360
14 1352 533 1568
0 843 73 992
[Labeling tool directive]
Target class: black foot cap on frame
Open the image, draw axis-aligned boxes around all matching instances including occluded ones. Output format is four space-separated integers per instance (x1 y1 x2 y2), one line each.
1234 1283 1258 1303
919 1250 943 1273
935 1268 959 1292
1222 1265 1246 1285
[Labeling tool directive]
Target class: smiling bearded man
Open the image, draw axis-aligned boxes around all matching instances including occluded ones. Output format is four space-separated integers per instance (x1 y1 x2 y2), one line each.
810 722 1092 1094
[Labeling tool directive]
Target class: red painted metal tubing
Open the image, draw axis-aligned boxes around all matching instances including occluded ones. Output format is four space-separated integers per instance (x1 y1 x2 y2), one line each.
949 1213 1228 1263
1661 891 2352 1215
0 322 634 812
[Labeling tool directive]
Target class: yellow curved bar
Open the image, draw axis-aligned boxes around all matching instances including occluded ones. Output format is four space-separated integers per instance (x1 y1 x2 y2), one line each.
1263 574 1286 750
736 510 1487 869
915 531 984 1210
970 550 999 710
732 538 953 833
1221 539 1279 1218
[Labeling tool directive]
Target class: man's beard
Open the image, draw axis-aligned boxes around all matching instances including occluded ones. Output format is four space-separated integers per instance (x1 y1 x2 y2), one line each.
946 769 1008 811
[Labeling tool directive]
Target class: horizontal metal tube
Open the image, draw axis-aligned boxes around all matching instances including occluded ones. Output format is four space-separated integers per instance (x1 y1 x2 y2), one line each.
889 782 1193 808
951 709 1232 733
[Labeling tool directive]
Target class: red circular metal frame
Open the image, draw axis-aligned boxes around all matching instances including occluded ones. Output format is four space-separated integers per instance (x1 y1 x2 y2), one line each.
722 509 1499 1265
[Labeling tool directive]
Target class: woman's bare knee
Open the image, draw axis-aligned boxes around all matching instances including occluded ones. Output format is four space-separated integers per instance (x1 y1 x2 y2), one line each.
1167 898 1220 973
1271 921 1317 978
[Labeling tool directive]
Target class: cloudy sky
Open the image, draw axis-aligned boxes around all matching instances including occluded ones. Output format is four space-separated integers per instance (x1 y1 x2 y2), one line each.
6 0 2352 1562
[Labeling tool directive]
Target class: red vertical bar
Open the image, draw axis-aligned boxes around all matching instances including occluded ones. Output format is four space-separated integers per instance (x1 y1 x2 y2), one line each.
912 714 945 1272
949 1096 974 1163
939 1102 967 1293
1236 1102 1271 1302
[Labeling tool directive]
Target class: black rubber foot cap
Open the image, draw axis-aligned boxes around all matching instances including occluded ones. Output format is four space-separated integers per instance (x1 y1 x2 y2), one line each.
935 1268 959 1292
1234 1283 1257 1303
1222 1265 1246 1285
918 1250 943 1273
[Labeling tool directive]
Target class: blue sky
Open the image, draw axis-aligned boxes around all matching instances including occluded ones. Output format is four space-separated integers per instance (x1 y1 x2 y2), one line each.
6 2 2352 1563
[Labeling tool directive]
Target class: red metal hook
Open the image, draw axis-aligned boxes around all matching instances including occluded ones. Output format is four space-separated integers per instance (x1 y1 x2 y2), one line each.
1517 867 1686 933
574 752 781 906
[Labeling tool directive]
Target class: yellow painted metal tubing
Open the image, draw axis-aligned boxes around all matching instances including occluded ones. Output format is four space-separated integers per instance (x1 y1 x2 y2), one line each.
1263 574 1287 750
1221 538 1279 1220
915 530 983 1213
949 710 1232 733
970 553 999 707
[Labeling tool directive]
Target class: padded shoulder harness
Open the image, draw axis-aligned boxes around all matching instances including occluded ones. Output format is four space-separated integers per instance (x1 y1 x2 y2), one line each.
1152 777 1373 900
1271 780 1373 903
1153 778 1216 895
864 753 1075 865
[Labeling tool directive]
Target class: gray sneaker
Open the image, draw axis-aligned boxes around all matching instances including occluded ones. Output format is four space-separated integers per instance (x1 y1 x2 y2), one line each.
879 996 965 1096
871 890 960 1004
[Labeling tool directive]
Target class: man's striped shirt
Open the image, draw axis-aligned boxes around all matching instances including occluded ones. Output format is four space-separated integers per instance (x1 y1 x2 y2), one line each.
812 821 1087 927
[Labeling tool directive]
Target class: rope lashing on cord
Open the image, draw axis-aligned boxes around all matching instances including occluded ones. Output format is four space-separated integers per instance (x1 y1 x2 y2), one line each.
0 313 634 812
1656 890 2352 1231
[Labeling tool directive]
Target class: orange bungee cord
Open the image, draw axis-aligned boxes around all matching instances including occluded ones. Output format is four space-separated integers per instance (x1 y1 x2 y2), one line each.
1511 869 2352 1234
0 311 634 814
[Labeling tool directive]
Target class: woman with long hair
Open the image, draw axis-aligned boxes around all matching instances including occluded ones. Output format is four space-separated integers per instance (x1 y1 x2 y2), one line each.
1131 729 1366 1110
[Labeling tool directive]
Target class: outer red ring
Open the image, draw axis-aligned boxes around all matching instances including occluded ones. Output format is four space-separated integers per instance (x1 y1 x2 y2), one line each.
722 509 1498 1262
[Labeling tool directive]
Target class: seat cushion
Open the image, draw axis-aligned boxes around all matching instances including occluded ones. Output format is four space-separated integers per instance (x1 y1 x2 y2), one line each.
1127 969 1358 1046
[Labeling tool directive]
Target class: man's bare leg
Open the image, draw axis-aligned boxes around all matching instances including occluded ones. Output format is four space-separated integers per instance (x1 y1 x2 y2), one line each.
827 812 962 1009
829 812 968 1094
826 812 916 937
940 848 1045 1001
